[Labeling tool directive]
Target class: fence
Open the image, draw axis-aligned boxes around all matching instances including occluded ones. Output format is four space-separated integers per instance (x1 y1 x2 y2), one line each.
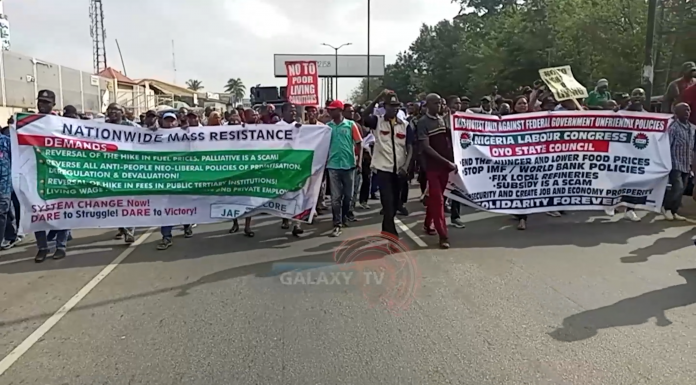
0 50 114 113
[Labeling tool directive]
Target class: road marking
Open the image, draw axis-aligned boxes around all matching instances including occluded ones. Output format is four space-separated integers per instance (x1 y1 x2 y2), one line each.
0 227 156 377
0 257 34 266
395 218 427 248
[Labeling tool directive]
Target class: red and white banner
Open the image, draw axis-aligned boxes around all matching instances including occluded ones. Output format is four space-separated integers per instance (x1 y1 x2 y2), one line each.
285 61 319 106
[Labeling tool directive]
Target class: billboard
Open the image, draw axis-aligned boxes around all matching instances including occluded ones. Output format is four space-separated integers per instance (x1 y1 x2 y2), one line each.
274 54 385 78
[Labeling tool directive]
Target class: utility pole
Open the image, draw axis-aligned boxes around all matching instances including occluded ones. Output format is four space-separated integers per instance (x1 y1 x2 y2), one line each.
642 0 658 109
366 0 371 102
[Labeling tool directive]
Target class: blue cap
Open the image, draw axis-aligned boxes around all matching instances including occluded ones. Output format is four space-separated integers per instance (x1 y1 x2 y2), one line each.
162 112 177 120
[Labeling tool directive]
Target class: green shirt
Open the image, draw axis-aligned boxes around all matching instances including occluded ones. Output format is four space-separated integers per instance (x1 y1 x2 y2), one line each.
586 90 612 107
327 118 360 170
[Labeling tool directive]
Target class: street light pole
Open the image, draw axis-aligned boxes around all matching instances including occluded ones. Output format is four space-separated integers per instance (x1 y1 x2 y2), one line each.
366 0 370 102
321 42 352 100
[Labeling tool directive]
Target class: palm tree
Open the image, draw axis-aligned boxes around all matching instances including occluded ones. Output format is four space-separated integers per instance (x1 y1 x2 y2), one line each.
224 78 246 105
186 79 204 91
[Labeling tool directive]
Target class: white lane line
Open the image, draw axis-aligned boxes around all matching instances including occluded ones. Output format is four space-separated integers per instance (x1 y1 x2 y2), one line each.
0 227 156 377
0 257 34 266
395 218 427 248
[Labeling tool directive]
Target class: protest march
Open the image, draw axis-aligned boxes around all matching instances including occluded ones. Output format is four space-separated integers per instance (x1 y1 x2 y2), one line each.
0 60 693 259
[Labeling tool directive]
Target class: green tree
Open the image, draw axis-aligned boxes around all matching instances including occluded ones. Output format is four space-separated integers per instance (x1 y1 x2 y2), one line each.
224 78 246 105
349 0 694 103
185 79 204 91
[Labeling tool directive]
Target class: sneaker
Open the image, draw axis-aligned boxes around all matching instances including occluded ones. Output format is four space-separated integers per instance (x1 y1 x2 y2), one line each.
184 227 194 238
1 238 19 250
124 231 135 244
451 218 466 228
673 213 687 221
546 211 562 217
114 228 125 240
604 207 615 216
34 249 49 263
292 225 304 237
396 207 409 216
345 215 358 222
52 248 66 260
329 226 342 237
625 210 641 222
359 202 371 210
662 208 674 221
157 238 172 250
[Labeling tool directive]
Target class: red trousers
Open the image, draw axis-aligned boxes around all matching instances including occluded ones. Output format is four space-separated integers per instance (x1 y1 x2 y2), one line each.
424 170 449 240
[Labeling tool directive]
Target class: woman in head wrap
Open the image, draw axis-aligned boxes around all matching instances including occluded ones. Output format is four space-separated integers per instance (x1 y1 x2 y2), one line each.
207 111 222 126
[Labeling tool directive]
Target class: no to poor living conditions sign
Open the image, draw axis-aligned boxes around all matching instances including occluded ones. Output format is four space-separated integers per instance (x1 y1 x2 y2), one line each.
285 61 319 106
446 110 673 214
12 113 331 232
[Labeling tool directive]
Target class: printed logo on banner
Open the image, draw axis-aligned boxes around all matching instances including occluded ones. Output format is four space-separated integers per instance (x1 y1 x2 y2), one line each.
459 132 472 149
632 133 649 150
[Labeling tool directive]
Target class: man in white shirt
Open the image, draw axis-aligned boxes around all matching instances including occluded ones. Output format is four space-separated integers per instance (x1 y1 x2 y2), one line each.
277 102 304 236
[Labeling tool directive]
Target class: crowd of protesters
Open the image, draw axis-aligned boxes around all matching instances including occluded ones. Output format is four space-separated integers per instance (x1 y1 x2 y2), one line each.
0 60 694 261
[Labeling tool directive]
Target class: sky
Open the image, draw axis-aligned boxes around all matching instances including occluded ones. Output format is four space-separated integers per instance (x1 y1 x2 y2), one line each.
4 0 460 101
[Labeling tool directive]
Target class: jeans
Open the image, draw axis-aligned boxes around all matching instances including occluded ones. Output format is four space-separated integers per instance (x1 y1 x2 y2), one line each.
328 168 355 226
451 200 461 220
424 170 449 240
370 171 380 195
161 225 190 239
0 195 16 242
376 171 402 237
663 169 690 213
350 168 362 212
11 191 20 232
35 230 68 250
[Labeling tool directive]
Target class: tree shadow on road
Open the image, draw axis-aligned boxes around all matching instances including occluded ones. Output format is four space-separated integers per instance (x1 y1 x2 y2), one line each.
621 228 694 263
0 210 386 275
548 269 696 342
437 210 694 251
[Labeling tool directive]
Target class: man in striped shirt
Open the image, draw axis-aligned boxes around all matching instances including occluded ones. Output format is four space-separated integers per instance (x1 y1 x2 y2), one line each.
662 103 694 220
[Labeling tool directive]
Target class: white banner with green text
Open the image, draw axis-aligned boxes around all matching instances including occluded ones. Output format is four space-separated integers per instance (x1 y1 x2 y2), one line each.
12 113 330 232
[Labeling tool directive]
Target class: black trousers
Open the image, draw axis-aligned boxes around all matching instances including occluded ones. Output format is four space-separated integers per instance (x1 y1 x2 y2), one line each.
399 178 409 208
376 170 402 237
359 161 372 203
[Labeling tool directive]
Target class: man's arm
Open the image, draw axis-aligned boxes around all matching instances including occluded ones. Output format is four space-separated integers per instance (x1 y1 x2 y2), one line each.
399 123 415 176
662 82 678 113
352 123 363 170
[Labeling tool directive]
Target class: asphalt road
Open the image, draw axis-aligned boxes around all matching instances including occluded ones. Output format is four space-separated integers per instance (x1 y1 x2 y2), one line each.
1 189 696 385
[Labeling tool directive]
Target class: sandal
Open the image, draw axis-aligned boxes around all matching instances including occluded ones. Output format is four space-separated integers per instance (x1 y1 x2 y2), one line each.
517 219 526 230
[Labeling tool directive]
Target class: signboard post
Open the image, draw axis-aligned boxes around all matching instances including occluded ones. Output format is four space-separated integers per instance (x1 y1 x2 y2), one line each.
539 65 588 108
285 61 319 106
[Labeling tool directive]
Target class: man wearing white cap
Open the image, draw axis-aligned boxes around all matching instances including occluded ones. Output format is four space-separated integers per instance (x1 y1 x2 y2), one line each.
586 78 611 109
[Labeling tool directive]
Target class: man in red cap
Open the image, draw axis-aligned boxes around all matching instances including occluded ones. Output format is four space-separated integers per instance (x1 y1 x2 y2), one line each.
325 100 362 237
